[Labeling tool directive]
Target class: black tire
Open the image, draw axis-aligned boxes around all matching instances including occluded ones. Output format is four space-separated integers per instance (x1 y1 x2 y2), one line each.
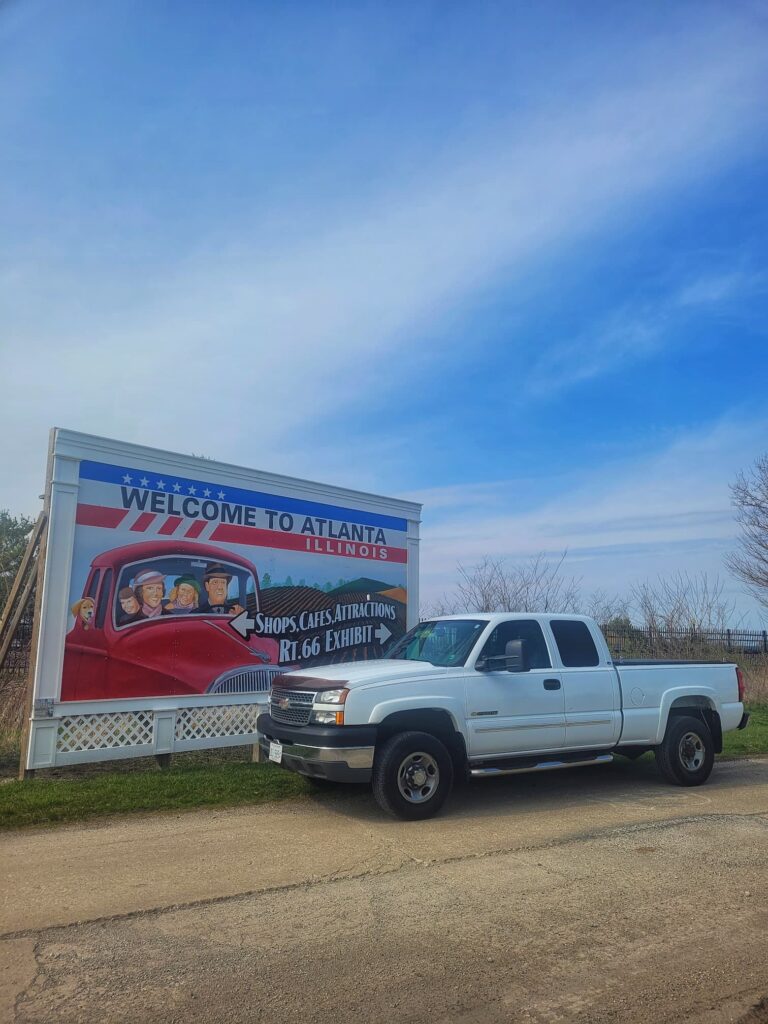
655 714 715 786
372 731 454 820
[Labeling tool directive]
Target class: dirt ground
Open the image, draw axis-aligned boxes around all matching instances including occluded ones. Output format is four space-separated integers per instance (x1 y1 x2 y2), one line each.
1 756 767 1024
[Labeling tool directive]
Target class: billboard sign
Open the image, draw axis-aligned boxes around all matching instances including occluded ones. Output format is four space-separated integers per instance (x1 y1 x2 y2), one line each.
25 430 420 769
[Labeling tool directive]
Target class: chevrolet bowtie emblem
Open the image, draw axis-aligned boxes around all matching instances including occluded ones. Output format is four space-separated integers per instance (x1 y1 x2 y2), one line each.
277 696 291 710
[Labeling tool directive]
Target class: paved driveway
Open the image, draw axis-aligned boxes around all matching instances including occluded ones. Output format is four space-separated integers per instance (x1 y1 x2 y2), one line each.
2 756 767 1023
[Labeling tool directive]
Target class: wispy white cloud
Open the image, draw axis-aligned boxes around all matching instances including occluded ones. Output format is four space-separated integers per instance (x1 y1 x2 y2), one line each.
526 311 665 395
3 17 768 512
527 264 768 396
676 269 768 307
415 416 768 622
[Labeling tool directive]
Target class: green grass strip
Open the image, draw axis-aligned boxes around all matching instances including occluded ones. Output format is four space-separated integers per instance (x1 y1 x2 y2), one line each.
1 704 766 831
720 702 768 757
0 761 308 830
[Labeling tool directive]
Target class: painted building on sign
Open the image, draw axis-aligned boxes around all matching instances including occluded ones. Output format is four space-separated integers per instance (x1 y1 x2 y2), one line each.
25 430 420 770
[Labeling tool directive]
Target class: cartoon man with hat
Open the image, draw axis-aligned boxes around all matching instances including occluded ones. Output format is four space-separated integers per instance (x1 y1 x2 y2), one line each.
133 569 167 618
198 563 244 616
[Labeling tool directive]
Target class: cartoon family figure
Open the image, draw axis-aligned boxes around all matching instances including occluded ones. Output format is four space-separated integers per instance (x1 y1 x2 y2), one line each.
110 563 245 626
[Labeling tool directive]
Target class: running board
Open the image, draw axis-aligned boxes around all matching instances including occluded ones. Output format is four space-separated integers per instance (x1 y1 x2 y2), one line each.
470 753 613 778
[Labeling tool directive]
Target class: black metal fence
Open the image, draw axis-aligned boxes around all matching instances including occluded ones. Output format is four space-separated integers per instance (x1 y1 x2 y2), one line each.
1 608 35 677
602 625 768 663
0 602 35 731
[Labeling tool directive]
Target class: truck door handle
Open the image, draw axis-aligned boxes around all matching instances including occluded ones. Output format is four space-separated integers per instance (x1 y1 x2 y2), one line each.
543 678 561 690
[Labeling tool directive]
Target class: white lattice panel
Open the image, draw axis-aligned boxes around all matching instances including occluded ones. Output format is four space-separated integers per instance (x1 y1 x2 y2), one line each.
175 704 261 741
57 711 154 752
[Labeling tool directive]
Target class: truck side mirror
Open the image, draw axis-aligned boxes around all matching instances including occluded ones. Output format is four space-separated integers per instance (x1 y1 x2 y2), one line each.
505 639 526 672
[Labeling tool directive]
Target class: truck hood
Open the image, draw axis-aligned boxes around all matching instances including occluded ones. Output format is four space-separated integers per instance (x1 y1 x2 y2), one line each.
273 659 447 691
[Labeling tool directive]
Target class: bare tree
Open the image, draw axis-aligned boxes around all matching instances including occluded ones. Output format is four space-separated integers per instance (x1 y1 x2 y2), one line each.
630 571 737 634
727 454 768 610
419 593 462 618
582 589 630 626
453 552 581 614
423 557 739 647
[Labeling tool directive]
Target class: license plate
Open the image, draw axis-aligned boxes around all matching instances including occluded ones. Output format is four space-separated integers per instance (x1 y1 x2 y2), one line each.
268 741 283 764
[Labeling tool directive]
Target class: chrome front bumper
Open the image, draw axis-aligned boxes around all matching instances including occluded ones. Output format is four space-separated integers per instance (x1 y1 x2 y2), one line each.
257 734 374 782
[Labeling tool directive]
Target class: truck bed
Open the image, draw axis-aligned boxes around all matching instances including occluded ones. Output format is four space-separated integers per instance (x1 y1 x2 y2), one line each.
614 658 734 666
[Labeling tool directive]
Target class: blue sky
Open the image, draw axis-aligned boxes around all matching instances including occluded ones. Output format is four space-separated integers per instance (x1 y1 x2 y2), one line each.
2 1 768 621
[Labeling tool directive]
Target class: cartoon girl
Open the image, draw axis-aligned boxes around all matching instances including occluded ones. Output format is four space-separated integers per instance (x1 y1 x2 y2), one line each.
165 574 201 614
133 569 166 618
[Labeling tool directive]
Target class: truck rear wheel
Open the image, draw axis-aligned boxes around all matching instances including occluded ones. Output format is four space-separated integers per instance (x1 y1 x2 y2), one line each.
655 714 714 786
372 731 454 820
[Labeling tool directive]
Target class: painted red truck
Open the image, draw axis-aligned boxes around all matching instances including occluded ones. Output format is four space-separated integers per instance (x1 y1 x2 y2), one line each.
61 539 281 701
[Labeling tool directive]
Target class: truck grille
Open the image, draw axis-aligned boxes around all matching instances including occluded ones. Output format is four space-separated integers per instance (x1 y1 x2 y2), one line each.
270 688 316 726
207 666 284 694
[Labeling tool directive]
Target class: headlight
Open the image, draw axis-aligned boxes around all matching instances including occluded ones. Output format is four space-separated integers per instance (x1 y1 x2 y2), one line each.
310 710 344 725
315 688 349 704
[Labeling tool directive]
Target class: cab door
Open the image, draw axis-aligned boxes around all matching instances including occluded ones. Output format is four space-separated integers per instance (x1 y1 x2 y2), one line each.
546 619 621 749
466 619 566 757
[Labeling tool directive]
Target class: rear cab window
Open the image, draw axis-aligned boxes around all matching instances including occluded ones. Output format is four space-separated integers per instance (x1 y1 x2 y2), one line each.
549 619 600 667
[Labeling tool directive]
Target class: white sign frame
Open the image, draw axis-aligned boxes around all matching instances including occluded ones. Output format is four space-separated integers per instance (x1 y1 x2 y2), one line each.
25 429 421 770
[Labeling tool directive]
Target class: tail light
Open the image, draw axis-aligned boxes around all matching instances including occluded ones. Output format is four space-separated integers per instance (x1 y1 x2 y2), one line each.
736 667 746 702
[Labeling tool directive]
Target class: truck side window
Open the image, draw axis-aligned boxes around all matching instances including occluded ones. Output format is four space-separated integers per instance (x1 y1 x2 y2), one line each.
86 571 100 600
479 620 551 670
95 569 113 629
550 620 599 667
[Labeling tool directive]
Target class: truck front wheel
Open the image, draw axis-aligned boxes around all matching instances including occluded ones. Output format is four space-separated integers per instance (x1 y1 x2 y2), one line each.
655 714 714 786
372 731 454 820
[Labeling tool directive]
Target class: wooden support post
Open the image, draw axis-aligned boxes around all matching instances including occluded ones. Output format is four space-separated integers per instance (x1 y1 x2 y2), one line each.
17 515 49 781
18 436 55 781
0 512 45 669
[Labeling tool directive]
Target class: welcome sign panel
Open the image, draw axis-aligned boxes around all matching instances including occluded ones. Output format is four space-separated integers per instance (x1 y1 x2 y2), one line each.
62 452 412 702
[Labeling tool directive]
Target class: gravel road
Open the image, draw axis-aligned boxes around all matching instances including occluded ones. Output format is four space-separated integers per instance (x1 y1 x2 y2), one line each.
2 755 767 1024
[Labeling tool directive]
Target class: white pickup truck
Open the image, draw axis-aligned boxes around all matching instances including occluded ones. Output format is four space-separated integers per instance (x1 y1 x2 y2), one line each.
257 614 749 819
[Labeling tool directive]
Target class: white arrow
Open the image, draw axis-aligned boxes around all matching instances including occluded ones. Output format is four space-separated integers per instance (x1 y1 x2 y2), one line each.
229 609 256 640
375 623 392 645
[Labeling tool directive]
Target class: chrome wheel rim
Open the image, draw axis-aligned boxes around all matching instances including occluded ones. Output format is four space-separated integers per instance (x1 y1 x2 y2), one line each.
397 751 439 803
679 731 705 771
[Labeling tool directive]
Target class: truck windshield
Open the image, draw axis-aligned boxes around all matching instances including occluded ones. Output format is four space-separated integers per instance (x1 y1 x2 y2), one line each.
113 555 257 628
384 619 487 667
